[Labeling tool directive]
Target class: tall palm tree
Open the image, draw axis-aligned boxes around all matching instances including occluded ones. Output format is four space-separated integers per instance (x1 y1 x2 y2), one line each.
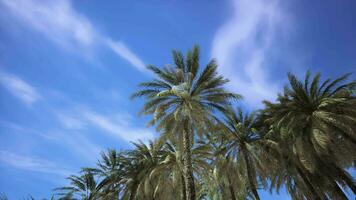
263 71 356 199
132 45 240 200
214 107 265 200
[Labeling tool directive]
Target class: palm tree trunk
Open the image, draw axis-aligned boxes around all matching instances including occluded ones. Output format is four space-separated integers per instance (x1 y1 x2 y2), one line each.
181 174 187 200
241 146 260 200
182 127 196 200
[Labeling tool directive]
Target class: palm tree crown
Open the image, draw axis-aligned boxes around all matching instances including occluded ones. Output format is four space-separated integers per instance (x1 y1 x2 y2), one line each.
263 71 356 199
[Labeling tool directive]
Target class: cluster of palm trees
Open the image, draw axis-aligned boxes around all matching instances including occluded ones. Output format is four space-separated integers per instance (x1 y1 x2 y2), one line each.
54 46 356 200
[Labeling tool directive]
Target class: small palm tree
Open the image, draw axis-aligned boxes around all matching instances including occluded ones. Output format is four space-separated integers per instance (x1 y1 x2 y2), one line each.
93 149 126 199
263 71 356 199
129 140 166 199
215 107 264 200
145 136 212 200
119 153 144 200
132 45 240 200
208 154 248 200
56 169 100 200
150 139 187 200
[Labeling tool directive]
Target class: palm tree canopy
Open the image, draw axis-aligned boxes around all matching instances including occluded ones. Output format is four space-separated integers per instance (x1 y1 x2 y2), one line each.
214 106 266 200
56 169 99 200
263 71 356 168
262 71 356 199
132 45 241 134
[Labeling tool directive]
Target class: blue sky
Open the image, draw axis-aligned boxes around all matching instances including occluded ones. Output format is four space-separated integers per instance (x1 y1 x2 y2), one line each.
0 0 355 199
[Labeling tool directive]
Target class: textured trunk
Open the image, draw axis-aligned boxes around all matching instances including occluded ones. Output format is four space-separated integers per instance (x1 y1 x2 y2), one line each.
241 146 260 200
182 128 196 200
227 176 237 200
181 174 187 200
295 165 323 200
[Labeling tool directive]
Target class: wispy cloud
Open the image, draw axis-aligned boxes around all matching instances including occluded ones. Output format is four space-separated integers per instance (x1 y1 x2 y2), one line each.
0 71 41 105
0 119 101 162
57 113 87 130
106 39 147 72
211 0 288 107
0 151 72 176
57 108 155 143
0 119 57 140
1 0 147 72
83 111 155 142
49 130 102 162
0 0 94 48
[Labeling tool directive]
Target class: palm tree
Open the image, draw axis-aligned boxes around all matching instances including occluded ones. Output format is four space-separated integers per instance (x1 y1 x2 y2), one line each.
132 45 240 200
119 151 144 200
207 154 249 200
142 135 212 200
56 169 100 200
263 71 356 199
214 107 265 200
93 149 126 199
150 138 188 200
261 132 327 200
129 140 166 200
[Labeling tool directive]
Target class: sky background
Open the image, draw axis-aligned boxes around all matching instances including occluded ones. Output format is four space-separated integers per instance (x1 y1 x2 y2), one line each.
0 0 355 199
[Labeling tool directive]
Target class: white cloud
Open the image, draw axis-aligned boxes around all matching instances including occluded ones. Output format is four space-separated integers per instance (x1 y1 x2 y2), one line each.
50 130 102 162
0 71 41 105
57 113 87 130
0 151 72 176
56 108 155 143
83 111 155 142
106 39 147 72
0 0 94 48
1 0 147 72
0 119 101 162
211 0 288 107
0 119 57 140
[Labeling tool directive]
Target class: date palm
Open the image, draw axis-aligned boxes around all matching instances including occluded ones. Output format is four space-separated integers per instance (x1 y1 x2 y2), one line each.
263 71 356 199
208 154 248 200
215 107 265 200
129 140 167 200
119 151 146 200
92 149 126 199
132 45 240 200
150 139 188 200
146 135 212 200
261 132 327 200
56 169 100 200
